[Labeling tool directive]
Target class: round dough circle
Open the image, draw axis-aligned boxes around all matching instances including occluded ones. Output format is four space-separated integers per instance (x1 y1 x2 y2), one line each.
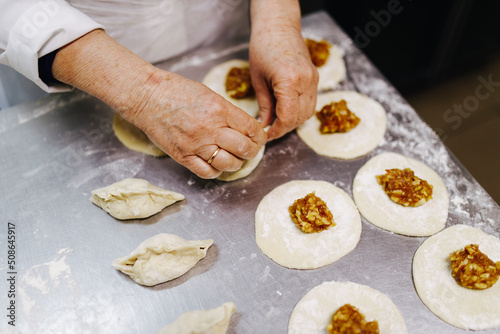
297 91 387 159
316 43 346 91
255 180 361 269
288 281 408 334
202 59 259 118
353 152 448 236
112 113 166 157
413 224 500 331
217 145 265 182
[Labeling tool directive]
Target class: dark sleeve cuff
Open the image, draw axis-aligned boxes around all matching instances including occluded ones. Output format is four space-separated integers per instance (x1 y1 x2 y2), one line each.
38 50 62 86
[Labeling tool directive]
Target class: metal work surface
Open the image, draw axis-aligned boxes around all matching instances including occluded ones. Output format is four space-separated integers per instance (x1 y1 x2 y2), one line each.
1 11 499 334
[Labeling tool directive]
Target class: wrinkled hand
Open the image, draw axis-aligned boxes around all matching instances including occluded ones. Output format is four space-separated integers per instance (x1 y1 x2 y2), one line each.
249 22 318 141
124 71 267 179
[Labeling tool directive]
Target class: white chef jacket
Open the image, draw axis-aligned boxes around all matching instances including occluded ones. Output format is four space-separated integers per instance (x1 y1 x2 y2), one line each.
0 0 250 93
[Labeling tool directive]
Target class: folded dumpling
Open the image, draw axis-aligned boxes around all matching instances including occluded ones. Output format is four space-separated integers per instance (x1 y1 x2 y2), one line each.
90 178 184 220
113 233 213 286
157 302 236 334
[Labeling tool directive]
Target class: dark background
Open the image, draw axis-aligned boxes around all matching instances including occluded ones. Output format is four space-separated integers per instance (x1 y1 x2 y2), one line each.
301 0 500 95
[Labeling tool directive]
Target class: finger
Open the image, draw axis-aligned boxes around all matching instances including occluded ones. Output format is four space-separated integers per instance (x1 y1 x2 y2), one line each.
252 75 275 127
207 148 244 172
214 127 261 160
267 87 299 141
197 144 245 172
224 106 268 147
182 155 222 179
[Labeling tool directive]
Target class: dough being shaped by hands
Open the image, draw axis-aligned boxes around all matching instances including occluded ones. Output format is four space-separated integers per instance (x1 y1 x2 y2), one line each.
353 152 448 236
157 302 236 334
112 113 166 157
413 225 500 331
288 281 408 334
255 180 361 269
202 59 259 118
217 143 265 182
90 178 184 220
113 233 213 286
297 91 386 159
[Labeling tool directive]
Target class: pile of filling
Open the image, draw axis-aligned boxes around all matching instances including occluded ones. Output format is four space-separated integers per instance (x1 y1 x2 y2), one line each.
449 244 500 290
316 100 360 134
305 38 331 67
376 168 433 207
225 67 254 99
327 304 379 334
288 192 335 233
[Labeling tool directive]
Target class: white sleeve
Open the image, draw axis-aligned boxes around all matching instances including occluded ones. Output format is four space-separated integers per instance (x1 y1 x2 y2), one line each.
0 0 104 92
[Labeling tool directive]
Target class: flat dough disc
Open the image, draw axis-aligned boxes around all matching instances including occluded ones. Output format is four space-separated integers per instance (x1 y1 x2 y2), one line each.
297 91 386 159
288 281 408 334
255 180 361 269
413 224 500 331
202 59 259 118
353 152 449 236
112 113 166 157
316 43 346 91
217 145 265 182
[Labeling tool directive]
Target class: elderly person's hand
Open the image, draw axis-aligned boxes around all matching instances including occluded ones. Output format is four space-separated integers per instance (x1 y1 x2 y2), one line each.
52 29 267 179
249 0 318 141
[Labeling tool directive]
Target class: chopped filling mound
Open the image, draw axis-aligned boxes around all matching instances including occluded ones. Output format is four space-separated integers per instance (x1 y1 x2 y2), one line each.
376 168 433 207
316 100 360 134
327 304 379 334
305 38 331 67
288 192 335 233
449 244 500 290
225 67 255 99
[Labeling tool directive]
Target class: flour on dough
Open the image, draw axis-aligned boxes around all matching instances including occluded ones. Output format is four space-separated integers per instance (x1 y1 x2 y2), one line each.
113 233 213 286
255 180 361 269
112 113 166 157
297 91 386 159
413 224 500 331
353 152 448 236
202 59 259 118
90 178 184 220
288 281 408 334
157 302 235 334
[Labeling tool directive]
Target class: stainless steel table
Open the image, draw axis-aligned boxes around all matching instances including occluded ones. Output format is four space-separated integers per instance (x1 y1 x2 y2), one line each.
1 11 499 334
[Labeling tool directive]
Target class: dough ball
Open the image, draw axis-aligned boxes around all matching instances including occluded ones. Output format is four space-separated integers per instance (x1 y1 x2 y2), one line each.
255 180 361 269
112 113 166 157
202 59 259 118
413 224 500 331
90 178 184 220
157 302 236 334
113 233 213 286
353 152 448 236
297 91 386 159
288 281 408 334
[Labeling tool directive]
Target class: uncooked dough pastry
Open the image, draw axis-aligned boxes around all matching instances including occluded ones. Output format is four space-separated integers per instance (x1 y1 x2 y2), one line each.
288 281 408 334
202 59 259 118
413 224 500 331
353 152 448 236
217 142 265 182
255 180 361 269
112 113 166 157
315 43 346 91
90 178 184 220
157 302 236 334
113 233 213 286
297 91 387 159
